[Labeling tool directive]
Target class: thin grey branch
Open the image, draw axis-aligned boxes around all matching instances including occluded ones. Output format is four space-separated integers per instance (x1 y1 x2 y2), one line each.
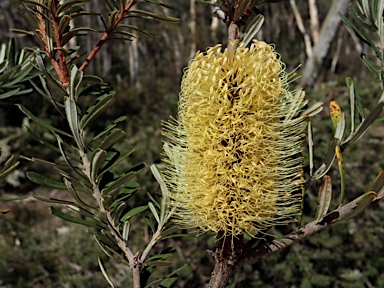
237 191 376 267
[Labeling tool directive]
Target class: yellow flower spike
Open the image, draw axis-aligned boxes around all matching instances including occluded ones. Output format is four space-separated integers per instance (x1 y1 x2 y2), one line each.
163 40 308 238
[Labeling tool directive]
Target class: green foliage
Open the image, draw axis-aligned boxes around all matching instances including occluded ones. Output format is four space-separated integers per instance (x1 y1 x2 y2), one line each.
0 38 36 99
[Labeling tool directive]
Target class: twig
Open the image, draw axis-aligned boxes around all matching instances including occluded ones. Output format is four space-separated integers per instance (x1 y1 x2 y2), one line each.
79 0 138 71
50 1 70 85
237 192 378 267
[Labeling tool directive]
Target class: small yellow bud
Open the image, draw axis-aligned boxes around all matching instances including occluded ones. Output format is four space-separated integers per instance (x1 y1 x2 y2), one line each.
163 41 307 238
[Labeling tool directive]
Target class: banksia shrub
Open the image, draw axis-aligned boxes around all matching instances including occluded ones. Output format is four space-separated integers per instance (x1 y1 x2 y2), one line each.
163 40 308 238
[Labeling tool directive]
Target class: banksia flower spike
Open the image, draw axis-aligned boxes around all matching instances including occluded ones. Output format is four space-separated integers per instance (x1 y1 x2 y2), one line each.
163 40 308 239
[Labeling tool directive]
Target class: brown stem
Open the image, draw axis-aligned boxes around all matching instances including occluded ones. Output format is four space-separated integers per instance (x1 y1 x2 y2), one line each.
237 192 380 267
37 11 62 76
50 1 70 85
79 0 138 71
208 232 243 288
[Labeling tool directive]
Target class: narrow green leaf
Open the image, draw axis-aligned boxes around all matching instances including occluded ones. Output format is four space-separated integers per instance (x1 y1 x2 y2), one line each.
0 88 21 99
316 176 332 221
62 27 102 45
98 149 134 178
340 191 376 221
370 169 384 193
102 181 140 208
122 221 130 241
64 178 90 205
58 15 72 35
18 0 50 10
370 169 384 201
346 77 356 134
145 216 156 234
1 63 33 88
0 155 16 173
17 104 72 137
144 247 176 263
92 116 127 141
57 0 90 15
34 196 75 205
362 55 380 78
0 59 8 73
313 137 339 180
50 206 99 228
341 100 384 149
26 171 67 190
128 9 180 23
120 205 148 222
0 195 29 201
302 101 324 117
139 0 177 10
308 120 314 176
80 94 114 129
335 145 346 204
144 261 172 267
242 14 264 47
144 264 188 288
102 172 135 194
64 96 84 149
148 202 160 224
117 24 156 38
67 205 96 219
98 257 115 288
0 161 19 179
111 202 129 225
91 149 107 182
99 129 126 150
147 192 161 209
94 235 113 258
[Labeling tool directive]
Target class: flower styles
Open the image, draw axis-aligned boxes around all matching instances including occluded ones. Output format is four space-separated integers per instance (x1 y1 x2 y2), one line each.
163 40 308 238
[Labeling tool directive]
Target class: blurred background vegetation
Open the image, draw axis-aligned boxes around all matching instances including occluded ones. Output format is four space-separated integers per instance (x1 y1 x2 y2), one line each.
1 0 384 287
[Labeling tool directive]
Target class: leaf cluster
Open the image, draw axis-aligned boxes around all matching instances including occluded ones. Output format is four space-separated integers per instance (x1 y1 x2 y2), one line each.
0 38 37 100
